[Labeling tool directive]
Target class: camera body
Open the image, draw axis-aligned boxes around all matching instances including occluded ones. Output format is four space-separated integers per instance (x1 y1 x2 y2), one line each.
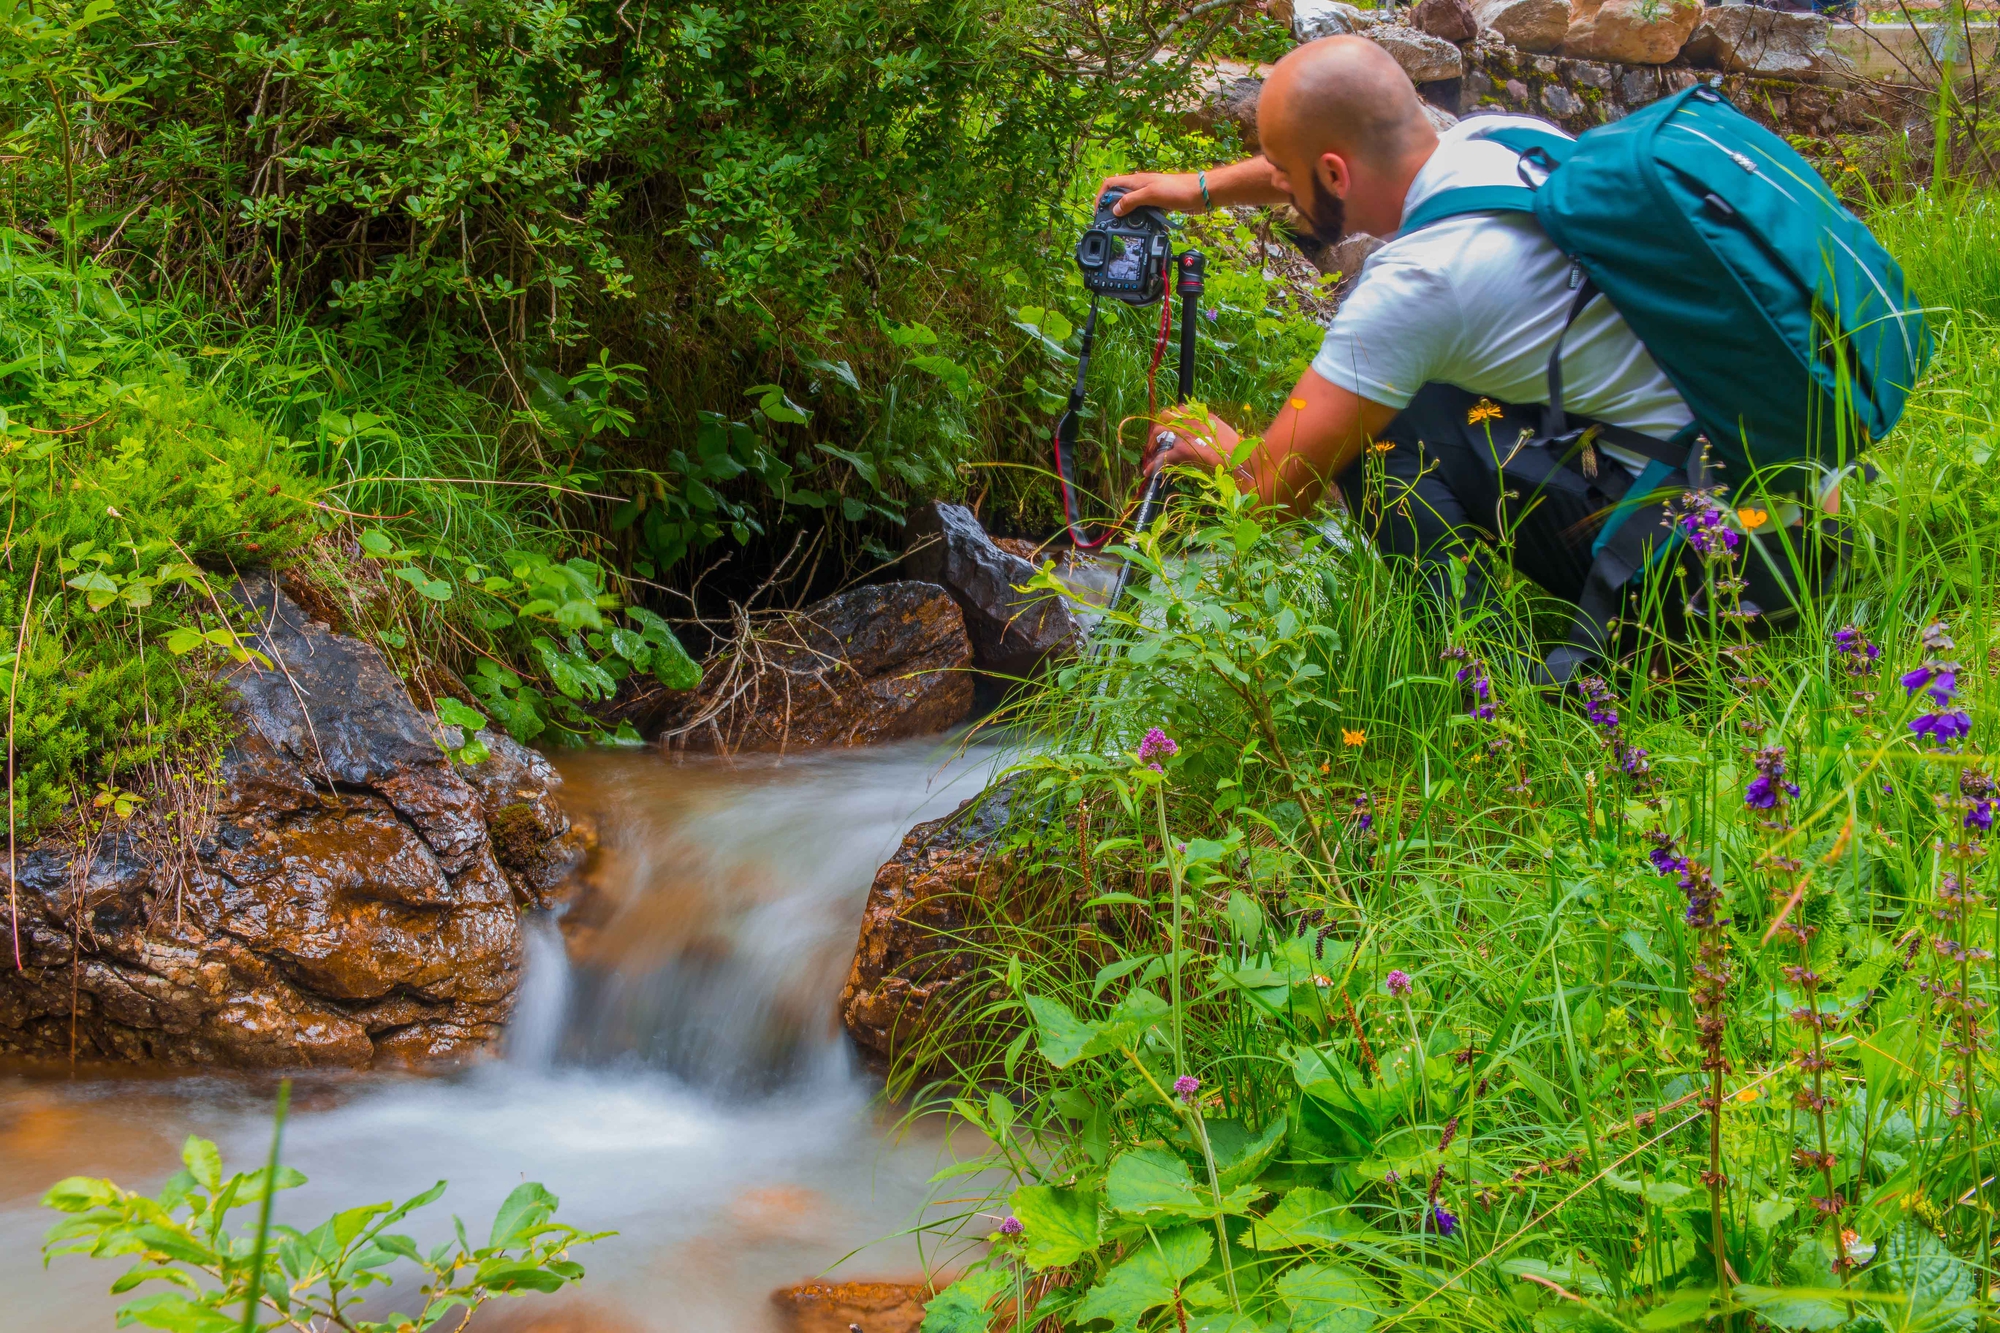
1076 187 1173 306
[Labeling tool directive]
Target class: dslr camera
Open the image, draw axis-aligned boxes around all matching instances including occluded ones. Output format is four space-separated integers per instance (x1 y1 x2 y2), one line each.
1076 187 1173 306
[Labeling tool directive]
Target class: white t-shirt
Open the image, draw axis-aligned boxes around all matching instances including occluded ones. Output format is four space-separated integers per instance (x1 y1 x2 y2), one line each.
1310 114 1693 475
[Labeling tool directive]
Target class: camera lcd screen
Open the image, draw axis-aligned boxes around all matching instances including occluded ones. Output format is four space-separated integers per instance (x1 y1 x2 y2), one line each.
1105 237 1146 284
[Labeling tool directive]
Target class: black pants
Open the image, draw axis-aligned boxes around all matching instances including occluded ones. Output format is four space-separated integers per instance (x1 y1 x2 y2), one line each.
1336 383 1617 615
1336 382 1842 645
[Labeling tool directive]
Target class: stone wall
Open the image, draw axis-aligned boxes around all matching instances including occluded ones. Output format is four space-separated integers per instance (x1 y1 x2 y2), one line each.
1456 35 1932 143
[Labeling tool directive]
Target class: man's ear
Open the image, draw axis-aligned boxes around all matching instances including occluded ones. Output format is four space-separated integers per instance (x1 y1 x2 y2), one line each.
1317 151 1352 199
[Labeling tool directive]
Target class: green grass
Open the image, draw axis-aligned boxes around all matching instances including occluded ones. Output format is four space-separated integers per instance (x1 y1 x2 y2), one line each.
882 196 2000 1333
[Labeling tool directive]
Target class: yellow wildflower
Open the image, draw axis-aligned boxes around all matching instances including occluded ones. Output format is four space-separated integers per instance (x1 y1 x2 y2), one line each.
1343 728 1366 747
1735 1085 1759 1103
1370 438 1395 454
1467 398 1503 425
1289 396 1308 411
1736 506 1769 530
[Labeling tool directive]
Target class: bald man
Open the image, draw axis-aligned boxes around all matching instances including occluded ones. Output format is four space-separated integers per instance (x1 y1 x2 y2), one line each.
1102 36 1706 644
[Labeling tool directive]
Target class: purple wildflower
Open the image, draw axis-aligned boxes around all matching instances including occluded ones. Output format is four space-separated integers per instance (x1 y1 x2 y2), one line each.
1901 665 1958 705
998 1216 1023 1235
1965 800 1994 834
1430 1205 1459 1238
1173 1074 1200 1103
1385 970 1413 997
1911 711 1974 745
1833 626 1881 666
1744 745 1800 812
1649 845 1688 877
1679 507 1740 557
1137 727 1178 764
1204 305 1219 322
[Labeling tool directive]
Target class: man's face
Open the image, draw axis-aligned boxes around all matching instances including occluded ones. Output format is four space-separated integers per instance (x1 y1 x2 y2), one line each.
1299 172 1347 249
1264 139 1348 249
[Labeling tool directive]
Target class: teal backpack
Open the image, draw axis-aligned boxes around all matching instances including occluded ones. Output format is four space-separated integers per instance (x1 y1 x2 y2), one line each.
1396 83 1931 680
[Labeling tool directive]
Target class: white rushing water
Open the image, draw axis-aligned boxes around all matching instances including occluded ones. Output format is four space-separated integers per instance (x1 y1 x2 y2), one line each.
0 737 1004 1331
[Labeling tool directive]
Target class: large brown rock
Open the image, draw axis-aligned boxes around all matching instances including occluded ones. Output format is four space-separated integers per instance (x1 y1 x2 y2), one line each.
772 1280 930 1333
840 784 1015 1064
664 581 973 753
1414 0 1480 43
904 501 1079 680
1475 0 1571 51
1292 0 1380 39
1561 0 1701 63
1684 5 1845 77
0 575 585 1068
1370 23 1468 81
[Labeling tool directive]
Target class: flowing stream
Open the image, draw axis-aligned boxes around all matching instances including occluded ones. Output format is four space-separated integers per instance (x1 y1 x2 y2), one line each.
0 738 1003 1331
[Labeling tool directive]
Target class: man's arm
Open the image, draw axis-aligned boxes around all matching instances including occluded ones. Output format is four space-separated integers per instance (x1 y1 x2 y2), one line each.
1099 157 1292 214
1147 367 1399 517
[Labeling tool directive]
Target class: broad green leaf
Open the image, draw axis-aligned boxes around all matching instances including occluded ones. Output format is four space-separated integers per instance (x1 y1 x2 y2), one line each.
436 699 486 732
473 1257 566 1293
1008 1184 1099 1270
1275 1261 1387 1332
1732 1285 1855 1331
1106 1148 1261 1219
111 1293 237 1333
920 1269 1010 1333
182 1138 222 1192
1025 993 1098 1069
1751 1197 1797 1231
489 1181 558 1248
1073 1226 1211 1332
1247 1187 1363 1250
41 1176 117 1212
1214 1113 1286 1190
1107 1148 1201 1217
1636 1288 1717 1329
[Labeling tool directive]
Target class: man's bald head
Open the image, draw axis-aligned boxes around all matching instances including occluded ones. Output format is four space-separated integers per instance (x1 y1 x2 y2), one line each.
1256 35 1438 237
1260 35 1433 170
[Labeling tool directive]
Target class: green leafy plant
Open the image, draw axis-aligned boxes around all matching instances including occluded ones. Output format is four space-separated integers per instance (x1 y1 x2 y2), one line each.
43 1135 607 1333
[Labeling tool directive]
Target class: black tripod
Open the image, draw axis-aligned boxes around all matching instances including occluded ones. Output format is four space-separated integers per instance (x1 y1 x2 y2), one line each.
1052 246 1206 620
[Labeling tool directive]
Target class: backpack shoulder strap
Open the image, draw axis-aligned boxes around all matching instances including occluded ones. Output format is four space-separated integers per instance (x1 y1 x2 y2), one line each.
1395 124 1577 237
1395 184 1536 237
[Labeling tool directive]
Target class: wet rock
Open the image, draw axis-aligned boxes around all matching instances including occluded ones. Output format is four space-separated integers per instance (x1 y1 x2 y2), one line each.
1684 5 1845 77
1185 71 1268 151
904 501 1080 681
0 575 585 1068
664 581 973 752
1370 23 1468 81
772 1280 930 1333
462 730 591 907
841 783 1016 1064
1292 0 1379 39
1415 0 1480 43
1561 0 1701 63
1475 0 1571 51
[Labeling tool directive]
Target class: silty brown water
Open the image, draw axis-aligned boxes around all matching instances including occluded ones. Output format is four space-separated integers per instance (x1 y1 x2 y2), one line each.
0 737 1002 1331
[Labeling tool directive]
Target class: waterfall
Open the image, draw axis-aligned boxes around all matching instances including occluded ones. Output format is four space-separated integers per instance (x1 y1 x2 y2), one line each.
506 910 573 1069
514 739 997 1095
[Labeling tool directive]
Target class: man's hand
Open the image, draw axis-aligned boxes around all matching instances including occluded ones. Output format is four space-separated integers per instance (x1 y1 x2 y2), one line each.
1100 171 1206 216
1145 406 1243 476
1097 158 1290 216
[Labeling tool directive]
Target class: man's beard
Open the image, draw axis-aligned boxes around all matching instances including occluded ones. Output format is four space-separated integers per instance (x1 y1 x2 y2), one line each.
1301 176 1347 248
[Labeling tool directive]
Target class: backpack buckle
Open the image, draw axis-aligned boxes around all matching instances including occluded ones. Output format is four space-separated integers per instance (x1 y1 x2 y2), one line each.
1516 146 1558 190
